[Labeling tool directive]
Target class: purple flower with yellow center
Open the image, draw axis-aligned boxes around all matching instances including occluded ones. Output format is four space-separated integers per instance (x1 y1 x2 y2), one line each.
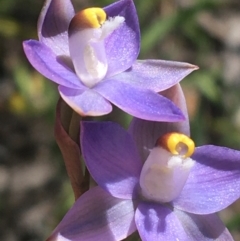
47 86 239 241
23 0 197 120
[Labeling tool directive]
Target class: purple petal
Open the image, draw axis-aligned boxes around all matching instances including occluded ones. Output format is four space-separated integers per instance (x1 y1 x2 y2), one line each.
174 145 240 214
37 0 74 56
95 79 185 121
59 86 112 116
120 60 198 92
174 209 234 241
80 121 142 199
104 0 140 77
23 40 84 89
48 187 136 241
128 84 189 161
135 202 189 241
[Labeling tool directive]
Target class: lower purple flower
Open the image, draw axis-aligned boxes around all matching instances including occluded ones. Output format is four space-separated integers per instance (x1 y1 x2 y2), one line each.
47 112 240 240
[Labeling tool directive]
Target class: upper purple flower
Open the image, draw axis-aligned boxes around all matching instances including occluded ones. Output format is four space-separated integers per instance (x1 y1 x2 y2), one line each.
47 86 239 241
23 0 197 121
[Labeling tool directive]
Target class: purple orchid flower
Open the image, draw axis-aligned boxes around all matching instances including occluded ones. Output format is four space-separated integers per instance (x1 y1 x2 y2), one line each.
23 0 197 121
46 85 238 241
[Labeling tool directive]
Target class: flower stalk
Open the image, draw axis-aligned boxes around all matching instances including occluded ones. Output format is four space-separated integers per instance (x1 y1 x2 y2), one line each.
54 98 89 200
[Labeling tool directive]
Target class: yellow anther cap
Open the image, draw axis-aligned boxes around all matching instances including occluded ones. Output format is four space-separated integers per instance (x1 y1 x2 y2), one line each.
69 8 106 32
157 132 195 158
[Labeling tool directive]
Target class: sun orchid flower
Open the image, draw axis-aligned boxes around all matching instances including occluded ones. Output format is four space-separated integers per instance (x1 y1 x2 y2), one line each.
47 86 238 241
23 0 198 121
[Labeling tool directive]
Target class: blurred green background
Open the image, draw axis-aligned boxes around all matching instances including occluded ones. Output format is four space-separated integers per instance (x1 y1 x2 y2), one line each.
0 0 240 240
